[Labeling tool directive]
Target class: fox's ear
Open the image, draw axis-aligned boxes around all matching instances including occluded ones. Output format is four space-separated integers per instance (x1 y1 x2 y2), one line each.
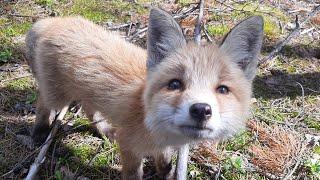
220 16 264 81
147 8 186 70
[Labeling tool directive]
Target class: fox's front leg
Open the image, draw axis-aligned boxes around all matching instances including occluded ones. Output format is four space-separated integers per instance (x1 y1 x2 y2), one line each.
32 95 55 145
82 103 116 141
120 148 143 180
155 149 174 180
118 130 143 180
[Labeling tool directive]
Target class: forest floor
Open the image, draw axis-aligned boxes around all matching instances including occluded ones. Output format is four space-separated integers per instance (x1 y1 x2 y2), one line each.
0 0 319 179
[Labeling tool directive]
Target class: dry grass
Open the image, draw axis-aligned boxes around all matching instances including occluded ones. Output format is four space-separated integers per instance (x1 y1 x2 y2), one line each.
247 120 307 176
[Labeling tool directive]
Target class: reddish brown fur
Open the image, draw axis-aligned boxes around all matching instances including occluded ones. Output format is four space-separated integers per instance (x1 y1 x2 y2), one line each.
26 12 262 179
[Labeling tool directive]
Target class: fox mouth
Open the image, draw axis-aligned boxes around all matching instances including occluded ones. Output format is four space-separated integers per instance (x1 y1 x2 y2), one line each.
179 125 213 139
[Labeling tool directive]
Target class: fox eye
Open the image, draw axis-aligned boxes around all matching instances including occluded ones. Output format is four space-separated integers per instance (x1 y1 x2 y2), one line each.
167 79 183 90
217 85 229 94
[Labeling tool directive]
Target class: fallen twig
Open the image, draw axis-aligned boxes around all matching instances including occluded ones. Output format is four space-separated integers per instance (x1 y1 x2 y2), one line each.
126 27 148 42
294 82 305 122
25 106 68 180
203 25 213 43
173 4 199 19
194 0 204 44
176 145 190 180
106 23 132 30
7 13 36 18
260 5 320 64
1 107 104 178
126 5 199 42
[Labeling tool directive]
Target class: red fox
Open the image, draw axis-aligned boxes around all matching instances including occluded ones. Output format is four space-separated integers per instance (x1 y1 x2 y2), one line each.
25 8 263 179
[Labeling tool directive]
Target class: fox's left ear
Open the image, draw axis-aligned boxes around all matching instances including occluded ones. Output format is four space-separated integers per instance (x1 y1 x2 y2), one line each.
220 16 264 81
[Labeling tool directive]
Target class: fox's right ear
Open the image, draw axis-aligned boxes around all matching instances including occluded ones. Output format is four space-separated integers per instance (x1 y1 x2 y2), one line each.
220 16 264 81
147 8 186 70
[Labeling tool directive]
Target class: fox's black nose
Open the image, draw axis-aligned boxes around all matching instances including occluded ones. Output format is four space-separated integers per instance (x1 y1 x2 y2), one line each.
189 103 212 122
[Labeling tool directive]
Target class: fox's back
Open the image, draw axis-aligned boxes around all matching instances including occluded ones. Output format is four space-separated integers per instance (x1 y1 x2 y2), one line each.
27 16 147 110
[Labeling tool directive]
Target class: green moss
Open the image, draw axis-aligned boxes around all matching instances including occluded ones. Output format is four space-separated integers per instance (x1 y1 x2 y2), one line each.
92 151 116 167
305 117 320 131
74 117 91 128
225 131 252 152
92 138 119 167
1 22 31 37
58 0 147 23
263 17 281 40
230 3 287 40
287 66 297 73
66 0 115 23
253 106 287 122
69 144 95 162
6 77 34 91
35 0 54 7
207 24 229 37
314 146 320 155
0 20 31 63
176 0 194 6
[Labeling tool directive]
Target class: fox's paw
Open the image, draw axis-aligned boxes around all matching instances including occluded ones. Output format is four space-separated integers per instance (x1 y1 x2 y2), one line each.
155 150 174 180
31 124 50 146
96 124 117 142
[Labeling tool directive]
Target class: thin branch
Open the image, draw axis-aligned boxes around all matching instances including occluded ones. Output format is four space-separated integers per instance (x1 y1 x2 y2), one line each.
260 5 320 64
106 23 132 30
126 27 148 42
194 0 204 44
203 25 213 43
126 5 199 42
173 4 199 19
294 82 305 121
175 145 190 180
25 106 68 180
1 108 104 178
7 13 36 18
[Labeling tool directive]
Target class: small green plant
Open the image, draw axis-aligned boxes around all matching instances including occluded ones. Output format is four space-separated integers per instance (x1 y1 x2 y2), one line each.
70 144 95 162
314 146 320 154
222 156 246 179
305 117 320 131
305 158 320 178
231 156 245 173
176 0 194 6
54 170 63 180
6 77 33 91
26 91 37 104
0 49 12 63
225 131 251 151
74 117 90 128
35 0 54 7
207 24 229 37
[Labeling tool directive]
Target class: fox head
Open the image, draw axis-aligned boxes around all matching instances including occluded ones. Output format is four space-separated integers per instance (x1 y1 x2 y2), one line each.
143 8 263 146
